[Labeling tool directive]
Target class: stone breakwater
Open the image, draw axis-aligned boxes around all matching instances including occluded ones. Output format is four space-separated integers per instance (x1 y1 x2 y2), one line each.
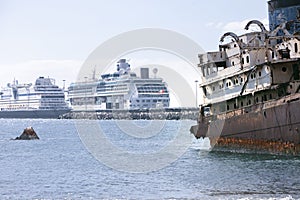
60 108 199 120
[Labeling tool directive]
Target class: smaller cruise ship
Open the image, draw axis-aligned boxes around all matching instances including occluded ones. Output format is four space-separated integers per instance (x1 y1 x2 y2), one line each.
68 59 170 110
0 77 70 118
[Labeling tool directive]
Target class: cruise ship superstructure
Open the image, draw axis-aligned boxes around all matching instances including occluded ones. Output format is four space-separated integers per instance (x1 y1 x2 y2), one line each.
0 77 70 118
68 59 170 110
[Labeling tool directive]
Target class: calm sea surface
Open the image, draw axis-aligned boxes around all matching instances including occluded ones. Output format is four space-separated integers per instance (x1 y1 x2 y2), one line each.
0 119 299 199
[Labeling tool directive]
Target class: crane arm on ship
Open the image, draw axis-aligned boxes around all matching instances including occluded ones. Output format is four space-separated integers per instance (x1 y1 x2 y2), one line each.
220 32 244 69
245 20 269 46
245 20 268 34
220 32 240 46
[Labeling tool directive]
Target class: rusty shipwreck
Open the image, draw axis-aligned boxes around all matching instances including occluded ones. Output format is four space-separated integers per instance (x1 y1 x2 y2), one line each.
190 0 300 154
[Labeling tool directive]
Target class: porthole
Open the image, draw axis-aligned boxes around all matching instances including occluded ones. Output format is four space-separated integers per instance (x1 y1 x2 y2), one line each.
263 111 267 118
282 67 287 72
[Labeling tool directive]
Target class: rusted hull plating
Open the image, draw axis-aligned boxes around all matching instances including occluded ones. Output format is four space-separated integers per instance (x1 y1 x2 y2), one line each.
192 95 300 154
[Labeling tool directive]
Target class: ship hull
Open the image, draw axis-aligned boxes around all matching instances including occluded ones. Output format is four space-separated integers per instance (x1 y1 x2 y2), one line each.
191 95 300 153
0 109 71 119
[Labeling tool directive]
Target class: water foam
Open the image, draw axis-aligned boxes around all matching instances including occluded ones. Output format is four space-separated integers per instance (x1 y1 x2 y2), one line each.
190 137 211 151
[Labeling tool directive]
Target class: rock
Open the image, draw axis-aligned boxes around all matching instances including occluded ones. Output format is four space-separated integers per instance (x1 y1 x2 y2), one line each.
15 127 40 140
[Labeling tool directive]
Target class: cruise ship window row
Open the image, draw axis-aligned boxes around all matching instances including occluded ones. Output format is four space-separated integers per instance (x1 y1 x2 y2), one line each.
35 88 61 91
137 86 166 90
130 103 169 108
138 94 169 98
97 83 128 87
137 90 167 93
40 100 66 103
3 93 45 98
41 95 65 98
97 86 128 92
41 102 65 105
40 99 66 103
40 106 68 109
39 91 65 94
137 87 166 90
134 99 168 103
40 100 67 104
15 93 39 97
34 88 61 91
40 103 67 107
69 88 94 93
137 86 167 92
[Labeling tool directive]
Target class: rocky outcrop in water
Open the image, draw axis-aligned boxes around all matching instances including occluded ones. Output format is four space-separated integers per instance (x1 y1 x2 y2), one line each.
15 127 39 140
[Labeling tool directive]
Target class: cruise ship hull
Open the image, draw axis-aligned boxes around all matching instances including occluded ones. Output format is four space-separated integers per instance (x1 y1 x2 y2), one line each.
0 109 71 119
191 95 300 154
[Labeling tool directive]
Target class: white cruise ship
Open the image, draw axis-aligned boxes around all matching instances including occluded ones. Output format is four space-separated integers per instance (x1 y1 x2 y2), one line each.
68 59 170 110
0 77 70 118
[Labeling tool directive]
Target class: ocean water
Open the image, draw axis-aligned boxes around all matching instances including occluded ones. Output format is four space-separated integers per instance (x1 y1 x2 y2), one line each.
0 119 299 199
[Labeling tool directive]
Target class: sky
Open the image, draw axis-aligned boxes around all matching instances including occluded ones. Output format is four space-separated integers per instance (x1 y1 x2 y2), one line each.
0 0 269 100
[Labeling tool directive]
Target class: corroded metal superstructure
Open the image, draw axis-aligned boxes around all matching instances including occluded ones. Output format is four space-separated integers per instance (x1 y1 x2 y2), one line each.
191 0 300 154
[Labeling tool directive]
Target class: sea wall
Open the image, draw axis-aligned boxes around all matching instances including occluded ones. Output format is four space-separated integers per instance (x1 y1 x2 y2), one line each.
60 108 199 120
